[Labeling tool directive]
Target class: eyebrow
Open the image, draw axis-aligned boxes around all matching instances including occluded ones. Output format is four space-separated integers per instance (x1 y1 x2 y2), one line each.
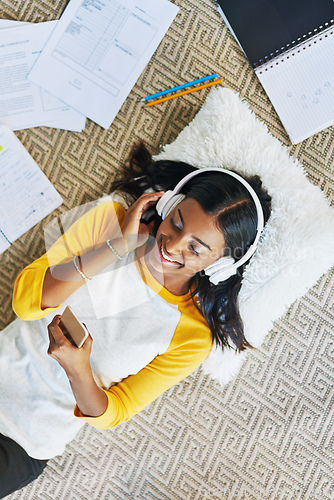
177 209 212 251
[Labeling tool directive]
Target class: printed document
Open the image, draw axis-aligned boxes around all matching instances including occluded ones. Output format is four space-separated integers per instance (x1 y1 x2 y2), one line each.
0 124 62 254
0 21 86 131
28 0 179 128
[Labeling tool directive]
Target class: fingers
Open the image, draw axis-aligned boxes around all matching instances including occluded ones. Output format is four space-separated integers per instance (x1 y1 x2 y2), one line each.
138 191 165 203
47 314 71 355
120 192 164 250
47 314 62 337
128 192 164 219
48 315 92 347
47 315 62 344
47 315 93 378
80 323 93 349
81 331 93 351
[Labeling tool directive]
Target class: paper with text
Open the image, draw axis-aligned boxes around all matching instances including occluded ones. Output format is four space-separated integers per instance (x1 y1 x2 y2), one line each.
0 21 86 131
0 124 62 253
28 0 179 128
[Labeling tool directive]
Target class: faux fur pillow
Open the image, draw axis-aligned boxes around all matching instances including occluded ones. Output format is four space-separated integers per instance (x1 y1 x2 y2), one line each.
154 87 334 384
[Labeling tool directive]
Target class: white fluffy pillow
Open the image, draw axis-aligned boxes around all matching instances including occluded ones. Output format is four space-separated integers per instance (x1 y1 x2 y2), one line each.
154 87 334 384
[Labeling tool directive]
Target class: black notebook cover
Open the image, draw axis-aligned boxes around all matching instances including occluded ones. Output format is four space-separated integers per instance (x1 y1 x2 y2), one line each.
217 0 334 66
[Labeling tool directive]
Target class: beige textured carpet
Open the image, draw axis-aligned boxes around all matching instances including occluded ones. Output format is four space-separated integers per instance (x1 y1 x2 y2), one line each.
1 0 334 498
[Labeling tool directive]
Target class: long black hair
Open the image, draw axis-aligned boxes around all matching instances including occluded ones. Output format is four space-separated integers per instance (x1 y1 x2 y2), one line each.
110 142 271 352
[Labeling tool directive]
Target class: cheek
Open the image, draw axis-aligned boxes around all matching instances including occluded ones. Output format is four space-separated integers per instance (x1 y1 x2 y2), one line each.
187 248 223 273
185 254 213 274
156 220 168 238
210 247 224 261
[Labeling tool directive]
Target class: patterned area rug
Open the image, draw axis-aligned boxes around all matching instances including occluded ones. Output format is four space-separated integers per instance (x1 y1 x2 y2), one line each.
1 0 334 498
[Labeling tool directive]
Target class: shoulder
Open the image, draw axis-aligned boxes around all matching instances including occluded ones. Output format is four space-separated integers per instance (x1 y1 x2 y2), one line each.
66 200 127 247
167 299 213 364
88 200 127 226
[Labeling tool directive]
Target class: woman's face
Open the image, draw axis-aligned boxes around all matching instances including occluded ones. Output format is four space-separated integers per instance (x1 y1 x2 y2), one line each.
147 198 225 281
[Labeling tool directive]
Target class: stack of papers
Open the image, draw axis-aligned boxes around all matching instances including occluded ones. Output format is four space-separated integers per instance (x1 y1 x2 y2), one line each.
0 20 86 131
0 0 178 131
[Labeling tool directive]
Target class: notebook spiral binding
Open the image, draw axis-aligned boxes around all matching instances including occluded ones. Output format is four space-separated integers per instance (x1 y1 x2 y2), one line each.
255 19 334 70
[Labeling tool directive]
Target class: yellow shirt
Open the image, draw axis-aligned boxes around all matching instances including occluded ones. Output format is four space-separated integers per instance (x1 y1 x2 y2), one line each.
12 201 213 431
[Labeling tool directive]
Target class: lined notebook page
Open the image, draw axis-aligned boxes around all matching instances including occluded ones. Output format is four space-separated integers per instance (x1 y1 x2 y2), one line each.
256 29 334 143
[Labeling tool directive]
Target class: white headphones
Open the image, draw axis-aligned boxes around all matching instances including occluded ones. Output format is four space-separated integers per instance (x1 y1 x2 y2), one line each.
155 168 264 285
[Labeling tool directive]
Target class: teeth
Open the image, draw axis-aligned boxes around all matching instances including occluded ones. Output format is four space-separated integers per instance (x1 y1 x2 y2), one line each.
161 245 178 263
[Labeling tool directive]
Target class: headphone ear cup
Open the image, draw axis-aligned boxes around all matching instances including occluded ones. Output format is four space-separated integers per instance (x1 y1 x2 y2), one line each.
155 190 173 219
204 256 236 285
156 193 186 220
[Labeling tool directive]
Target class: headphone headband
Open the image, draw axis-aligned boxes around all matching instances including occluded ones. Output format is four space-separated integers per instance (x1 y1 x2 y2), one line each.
156 167 264 274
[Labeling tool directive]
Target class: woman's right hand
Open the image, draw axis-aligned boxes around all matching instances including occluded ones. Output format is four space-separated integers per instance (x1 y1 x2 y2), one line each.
118 192 164 253
40 192 164 310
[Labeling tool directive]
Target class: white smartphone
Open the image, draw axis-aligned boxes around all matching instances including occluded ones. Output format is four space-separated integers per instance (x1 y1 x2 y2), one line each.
59 306 88 348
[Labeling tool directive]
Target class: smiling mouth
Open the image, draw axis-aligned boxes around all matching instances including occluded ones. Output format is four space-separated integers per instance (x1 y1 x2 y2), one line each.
159 242 181 265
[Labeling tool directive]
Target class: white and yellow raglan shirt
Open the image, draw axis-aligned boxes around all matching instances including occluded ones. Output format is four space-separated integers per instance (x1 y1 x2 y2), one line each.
0 202 212 459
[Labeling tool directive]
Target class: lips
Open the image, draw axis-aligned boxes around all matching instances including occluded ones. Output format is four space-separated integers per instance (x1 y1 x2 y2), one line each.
159 241 181 265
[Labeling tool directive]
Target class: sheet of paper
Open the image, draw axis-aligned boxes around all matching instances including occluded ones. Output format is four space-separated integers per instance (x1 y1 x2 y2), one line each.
0 123 62 253
28 0 179 129
256 29 334 143
0 21 86 131
0 19 29 27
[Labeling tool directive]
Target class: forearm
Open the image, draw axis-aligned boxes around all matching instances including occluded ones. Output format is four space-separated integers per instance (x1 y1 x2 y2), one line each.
66 365 109 418
47 315 108 417
41 237 126 309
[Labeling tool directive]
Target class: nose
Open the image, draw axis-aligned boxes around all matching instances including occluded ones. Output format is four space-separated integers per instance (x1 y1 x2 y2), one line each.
165 233 185 255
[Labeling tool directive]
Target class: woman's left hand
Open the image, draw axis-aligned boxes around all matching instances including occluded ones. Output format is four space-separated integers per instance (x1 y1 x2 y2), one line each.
47 315 92 377
47 315 108 417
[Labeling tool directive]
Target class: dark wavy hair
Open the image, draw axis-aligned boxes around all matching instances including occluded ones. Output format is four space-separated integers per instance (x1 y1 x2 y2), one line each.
110 142 271 352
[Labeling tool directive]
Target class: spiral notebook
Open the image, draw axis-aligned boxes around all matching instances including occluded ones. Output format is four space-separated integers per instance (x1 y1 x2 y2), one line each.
217 0 334 143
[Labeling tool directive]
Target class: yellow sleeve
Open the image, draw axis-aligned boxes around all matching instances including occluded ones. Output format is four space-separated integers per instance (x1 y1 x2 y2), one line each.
12 202 126 321
74 309 213 429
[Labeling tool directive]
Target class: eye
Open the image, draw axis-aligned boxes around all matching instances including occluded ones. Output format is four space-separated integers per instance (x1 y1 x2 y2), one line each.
189 242 200 256
171 218 181 231
171 218 200 256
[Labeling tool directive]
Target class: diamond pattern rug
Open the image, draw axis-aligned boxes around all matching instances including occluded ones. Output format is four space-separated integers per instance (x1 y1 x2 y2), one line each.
1 0 334 498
